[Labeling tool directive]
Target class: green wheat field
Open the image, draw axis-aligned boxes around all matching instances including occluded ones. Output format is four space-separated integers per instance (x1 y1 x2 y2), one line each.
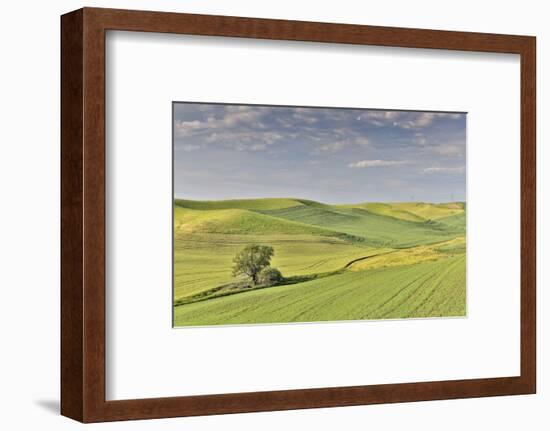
173 198 466 327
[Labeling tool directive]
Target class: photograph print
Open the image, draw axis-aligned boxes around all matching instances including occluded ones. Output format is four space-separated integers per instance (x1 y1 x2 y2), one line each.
173 102 466 327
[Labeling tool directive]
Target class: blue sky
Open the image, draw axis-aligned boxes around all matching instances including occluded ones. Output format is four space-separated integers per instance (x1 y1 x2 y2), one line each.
173 103 466 204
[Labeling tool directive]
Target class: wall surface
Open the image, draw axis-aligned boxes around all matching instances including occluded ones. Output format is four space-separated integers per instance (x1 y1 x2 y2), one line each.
0 0 546 429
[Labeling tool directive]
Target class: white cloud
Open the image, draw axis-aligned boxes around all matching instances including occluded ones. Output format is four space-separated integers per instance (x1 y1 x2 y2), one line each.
248 143 267 151
292 109 318 124
393 113 435 129
175 120 203 136
262 132 283 145
359 111 400 126
423 166 465 174
348 159 409 168
397 112 463 129
414 132 427 146
316 141 348 153
221 106 266 127
354 137 370 147
358 111 464 130
313 135 369 154
178 144 201 152
175 106 269 138
432 143 464 157
364 111 400 121
203 129 283 150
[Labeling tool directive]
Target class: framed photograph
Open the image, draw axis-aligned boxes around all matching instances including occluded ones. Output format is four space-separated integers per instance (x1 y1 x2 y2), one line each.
61 7 536 422
172 102 468 327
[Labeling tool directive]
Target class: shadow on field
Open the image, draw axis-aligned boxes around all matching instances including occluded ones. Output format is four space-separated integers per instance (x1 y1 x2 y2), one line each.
174 269 342 308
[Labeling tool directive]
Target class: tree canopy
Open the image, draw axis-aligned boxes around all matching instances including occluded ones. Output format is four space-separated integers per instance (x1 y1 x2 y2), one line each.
258 267 283 286
232 244 274 285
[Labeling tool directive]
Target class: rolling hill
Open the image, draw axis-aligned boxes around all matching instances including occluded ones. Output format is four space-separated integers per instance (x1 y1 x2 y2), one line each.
173 198 466 326
257 203 464 247
174 206 337 236
174 197 304 211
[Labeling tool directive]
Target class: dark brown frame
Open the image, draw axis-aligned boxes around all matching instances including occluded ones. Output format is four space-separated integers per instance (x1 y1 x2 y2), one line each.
61 7 536 423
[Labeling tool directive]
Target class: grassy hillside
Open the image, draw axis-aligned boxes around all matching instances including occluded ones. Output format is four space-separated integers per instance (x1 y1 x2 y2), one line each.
174 233 374 299
389 202 464 220
337 202 464 222
337 202 425 222
174 206 338 236
175 197 303 211
435 212 467 230
259 204 464 247
174 255 466 326
348 237 465 271
173 197 466 326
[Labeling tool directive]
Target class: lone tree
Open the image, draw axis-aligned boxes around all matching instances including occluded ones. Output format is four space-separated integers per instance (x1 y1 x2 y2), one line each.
232 244 274 285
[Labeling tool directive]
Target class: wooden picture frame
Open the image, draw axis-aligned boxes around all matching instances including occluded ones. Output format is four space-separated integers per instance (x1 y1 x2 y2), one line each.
61 7 536 423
